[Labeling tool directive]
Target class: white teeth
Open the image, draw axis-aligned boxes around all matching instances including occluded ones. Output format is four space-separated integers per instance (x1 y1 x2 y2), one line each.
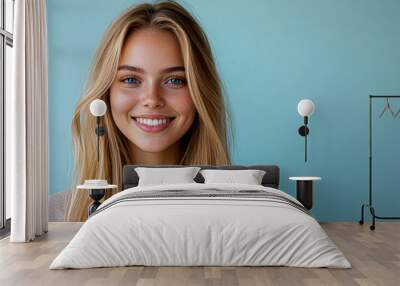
135 117 171 127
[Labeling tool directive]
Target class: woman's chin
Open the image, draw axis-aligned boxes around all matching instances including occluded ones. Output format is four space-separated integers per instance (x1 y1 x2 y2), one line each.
133 142 175 153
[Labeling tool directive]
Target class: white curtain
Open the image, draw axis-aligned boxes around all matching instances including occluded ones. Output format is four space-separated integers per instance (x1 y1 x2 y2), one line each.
9 0 49 242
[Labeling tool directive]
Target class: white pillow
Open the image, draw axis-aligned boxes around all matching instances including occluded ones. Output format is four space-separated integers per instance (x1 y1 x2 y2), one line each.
135 167 201 186
200 169 266 185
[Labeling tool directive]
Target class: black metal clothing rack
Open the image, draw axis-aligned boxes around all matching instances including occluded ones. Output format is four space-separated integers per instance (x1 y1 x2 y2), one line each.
359 95 400 230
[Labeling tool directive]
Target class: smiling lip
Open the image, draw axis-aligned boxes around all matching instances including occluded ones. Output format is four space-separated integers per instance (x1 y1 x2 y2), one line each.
131 115 175 133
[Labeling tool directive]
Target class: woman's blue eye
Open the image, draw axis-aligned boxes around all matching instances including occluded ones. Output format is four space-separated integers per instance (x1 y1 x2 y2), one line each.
166 78 186 86
122 77 139 84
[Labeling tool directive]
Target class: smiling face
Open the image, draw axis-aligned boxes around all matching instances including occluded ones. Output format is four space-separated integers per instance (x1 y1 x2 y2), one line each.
110 27 196 162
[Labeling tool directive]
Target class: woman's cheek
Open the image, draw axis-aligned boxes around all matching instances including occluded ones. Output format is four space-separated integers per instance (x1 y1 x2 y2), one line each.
110 87 138 113
170 93 196 118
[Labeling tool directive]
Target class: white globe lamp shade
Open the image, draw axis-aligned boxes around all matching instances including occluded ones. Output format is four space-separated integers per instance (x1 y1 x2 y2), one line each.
297 99 315 117
90 99 107 117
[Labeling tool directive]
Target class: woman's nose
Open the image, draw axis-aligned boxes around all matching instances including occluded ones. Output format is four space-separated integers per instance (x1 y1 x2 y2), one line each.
142 85 164 108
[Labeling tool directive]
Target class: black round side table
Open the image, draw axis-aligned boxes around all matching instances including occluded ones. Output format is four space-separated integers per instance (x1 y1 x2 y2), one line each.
289 177 321 210
77 183 118 216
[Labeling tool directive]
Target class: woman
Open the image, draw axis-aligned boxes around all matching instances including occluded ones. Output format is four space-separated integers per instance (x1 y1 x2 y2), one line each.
65 0 231 221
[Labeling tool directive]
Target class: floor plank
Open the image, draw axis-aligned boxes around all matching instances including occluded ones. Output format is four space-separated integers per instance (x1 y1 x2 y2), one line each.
0 222 399 286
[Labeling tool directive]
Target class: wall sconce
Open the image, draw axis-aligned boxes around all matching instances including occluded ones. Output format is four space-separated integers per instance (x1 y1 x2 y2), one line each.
297 99 315 162
89 99 107 162
82 99 116 216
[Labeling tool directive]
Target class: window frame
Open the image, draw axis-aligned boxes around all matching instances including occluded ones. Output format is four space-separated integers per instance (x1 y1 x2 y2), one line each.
0 0 13 232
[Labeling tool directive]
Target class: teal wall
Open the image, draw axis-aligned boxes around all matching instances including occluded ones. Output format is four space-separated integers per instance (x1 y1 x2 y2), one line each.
47 0 400 221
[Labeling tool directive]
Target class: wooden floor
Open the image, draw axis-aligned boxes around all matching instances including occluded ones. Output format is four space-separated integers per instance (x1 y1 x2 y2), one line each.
0 222 399 286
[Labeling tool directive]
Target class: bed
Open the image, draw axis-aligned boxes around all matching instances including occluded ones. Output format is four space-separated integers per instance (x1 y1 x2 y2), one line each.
50 165 351 269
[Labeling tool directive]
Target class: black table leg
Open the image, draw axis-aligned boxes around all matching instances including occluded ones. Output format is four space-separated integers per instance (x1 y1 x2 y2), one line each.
296 181 313 210
88 189 105 216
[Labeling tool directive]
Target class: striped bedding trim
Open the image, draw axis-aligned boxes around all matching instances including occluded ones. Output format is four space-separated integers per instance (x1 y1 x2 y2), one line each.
90 189 309 217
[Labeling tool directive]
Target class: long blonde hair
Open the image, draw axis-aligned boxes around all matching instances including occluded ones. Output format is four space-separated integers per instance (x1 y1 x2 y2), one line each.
65 0 231 221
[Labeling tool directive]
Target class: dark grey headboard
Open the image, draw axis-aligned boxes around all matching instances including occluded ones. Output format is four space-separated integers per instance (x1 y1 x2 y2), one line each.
123 165 280 189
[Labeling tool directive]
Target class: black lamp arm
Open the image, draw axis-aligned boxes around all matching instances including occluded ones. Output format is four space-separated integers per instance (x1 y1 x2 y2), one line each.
298 116 309 137
95 117 106 136
298 116 310 162
95 117 106 163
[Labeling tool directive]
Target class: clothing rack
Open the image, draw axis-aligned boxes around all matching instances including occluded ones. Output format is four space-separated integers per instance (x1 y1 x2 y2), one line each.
359 95 400 230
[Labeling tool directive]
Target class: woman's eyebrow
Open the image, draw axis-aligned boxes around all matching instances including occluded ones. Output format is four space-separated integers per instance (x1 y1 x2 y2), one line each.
117 65 185 73
161 66 185 73
117 65 145 73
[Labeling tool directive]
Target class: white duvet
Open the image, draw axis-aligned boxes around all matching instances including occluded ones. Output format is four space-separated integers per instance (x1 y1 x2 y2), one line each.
50 183 351 269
